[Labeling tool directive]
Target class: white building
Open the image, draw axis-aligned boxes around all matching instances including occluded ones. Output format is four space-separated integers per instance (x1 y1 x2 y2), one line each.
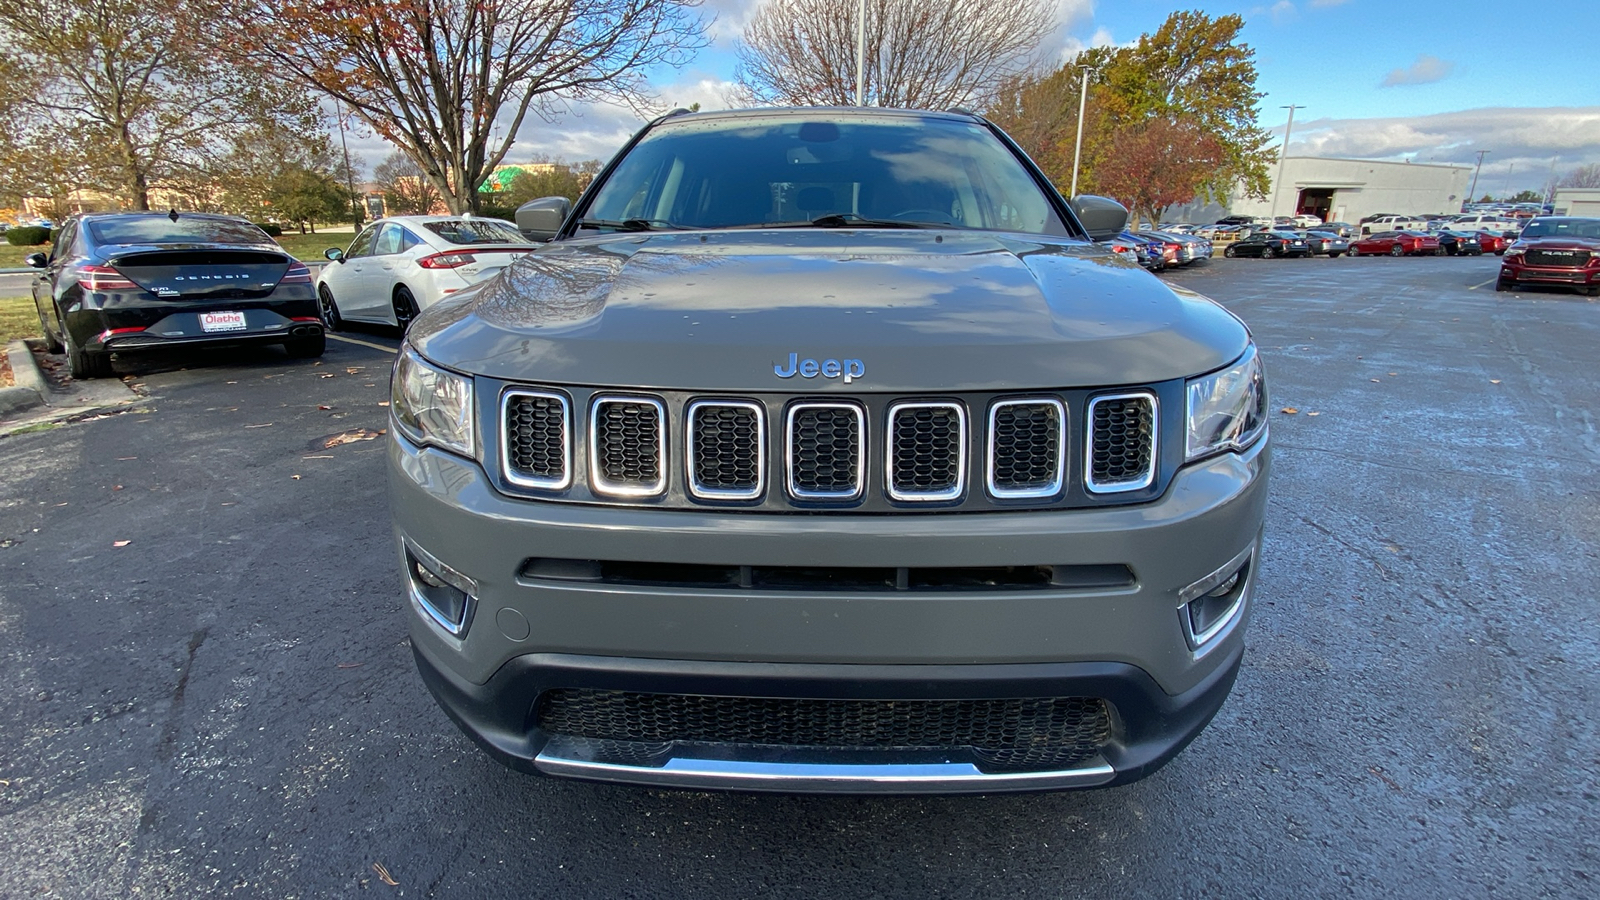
1165 156 1474 224
1552 188 1600 217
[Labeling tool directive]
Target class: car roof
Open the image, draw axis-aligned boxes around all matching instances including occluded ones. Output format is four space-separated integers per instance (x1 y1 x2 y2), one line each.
376 215 518 226
652 106 983 127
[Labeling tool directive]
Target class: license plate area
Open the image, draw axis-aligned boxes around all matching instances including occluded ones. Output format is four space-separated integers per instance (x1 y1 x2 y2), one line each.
200 311 247 332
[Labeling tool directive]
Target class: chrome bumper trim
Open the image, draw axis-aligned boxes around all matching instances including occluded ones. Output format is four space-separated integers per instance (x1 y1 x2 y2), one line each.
533 749 1116 794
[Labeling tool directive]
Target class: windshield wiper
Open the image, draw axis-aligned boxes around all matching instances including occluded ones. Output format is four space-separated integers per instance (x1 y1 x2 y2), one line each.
575 218 683 232
747 213 946 230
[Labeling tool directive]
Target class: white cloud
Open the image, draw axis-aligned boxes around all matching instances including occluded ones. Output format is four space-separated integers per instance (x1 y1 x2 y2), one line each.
1285 106 1600 192
702 0 759 46
1380 54 1457 87
1269 1 1296 24
1308 0 1348 7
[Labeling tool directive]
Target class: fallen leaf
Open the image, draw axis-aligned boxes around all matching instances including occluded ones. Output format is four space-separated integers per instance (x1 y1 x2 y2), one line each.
302 454 335 460
1370 378 1381 383
221 502 236 506
112 540 131 547
226 381 238 384
112 485 123 491
53 502 68 507
377 401 390 407
1490 379 1501 384
1280 407 1298 414
313 361 323 366
318 405 332 410
323 428 383 449
1387 372 1397 376
116 456 137 461
291 475 302 480
319 373 336 379
245 423 273 428
346 367 365 374
1307 411 1321 417
372 862 398 886
337 662 362 669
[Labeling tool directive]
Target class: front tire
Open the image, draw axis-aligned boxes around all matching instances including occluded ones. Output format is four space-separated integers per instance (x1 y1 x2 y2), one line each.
1495 279 1512 292
1349 246 1361 257
393 286 420 333
1390 244 1404 257
1223 245 1237 258
284 333 326 358
318 285 344 332
1261 246 1276 259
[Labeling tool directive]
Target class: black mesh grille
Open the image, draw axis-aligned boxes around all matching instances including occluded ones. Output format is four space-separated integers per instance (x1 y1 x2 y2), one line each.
536 690 1112 772
990 401 1062 493
1090 396 1155 488
1525 248 1587 267
890 404 962 497
789 405 861 496
593 398 662 489
504 393 567 484
690 404 761 495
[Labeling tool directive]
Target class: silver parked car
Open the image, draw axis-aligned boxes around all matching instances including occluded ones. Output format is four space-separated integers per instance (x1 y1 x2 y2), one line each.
389 107 1270 794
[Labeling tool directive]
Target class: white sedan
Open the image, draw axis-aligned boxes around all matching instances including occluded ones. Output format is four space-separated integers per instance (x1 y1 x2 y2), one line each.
315 216 541 330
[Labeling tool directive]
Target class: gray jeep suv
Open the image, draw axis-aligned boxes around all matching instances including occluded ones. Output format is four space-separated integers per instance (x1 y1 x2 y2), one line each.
388 108 1270 793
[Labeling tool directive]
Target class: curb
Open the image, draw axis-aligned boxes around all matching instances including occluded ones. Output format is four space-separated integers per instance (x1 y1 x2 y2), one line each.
0 339 48 415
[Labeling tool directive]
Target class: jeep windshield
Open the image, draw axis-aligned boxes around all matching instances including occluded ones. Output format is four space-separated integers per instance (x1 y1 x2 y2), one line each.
577 113 1069 237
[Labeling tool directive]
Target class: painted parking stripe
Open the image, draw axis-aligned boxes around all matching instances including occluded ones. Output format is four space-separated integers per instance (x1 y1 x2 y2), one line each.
1467 278 1498 290
328 334 399 354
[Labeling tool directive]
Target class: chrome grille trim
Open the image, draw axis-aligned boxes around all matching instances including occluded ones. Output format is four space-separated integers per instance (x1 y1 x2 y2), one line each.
686 400 766 501
785 402 866 501
1085 392 1157 494
886 401 967 502
500 389 572 491
986 398 1066 499
588 395 667 498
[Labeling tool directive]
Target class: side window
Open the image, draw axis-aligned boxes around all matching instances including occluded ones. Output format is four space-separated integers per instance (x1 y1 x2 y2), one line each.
397 228 422 252
373 223 404 256
347 225 378 258
49 222 77 261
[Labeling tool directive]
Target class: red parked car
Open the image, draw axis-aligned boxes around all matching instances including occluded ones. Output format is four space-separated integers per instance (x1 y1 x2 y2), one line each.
1475 231 1508 255
1497 217 1600 295
1349 231 1441 257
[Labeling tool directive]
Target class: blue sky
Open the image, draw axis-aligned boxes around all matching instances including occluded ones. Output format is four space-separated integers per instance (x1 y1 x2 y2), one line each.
347 0 1600 195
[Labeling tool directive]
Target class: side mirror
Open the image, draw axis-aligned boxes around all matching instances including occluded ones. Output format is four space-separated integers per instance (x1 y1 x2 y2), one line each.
24 252 47 268
324 248 344 263
1069 195 1130 242
515 196 572 242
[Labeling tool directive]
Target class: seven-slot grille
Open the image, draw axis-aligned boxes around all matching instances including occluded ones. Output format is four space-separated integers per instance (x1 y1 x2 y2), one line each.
1086 393 1157 493
502 391 570 489
589 396 666 496
786 403 865 499
988 399 1066 498
498 391 1163 504
687 401 764 500
887 402 965 501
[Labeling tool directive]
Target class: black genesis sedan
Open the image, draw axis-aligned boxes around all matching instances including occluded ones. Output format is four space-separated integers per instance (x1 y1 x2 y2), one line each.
1223 231 1309 259
26 212 324 378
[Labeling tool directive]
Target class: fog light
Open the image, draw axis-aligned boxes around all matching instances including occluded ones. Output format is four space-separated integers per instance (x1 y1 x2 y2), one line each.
405 541 477 636
1178 545 1254 653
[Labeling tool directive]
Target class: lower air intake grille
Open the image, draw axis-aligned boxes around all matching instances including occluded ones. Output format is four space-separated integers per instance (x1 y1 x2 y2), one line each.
688 402 763 499
590 396 665 496
989 399 1064 497
1088 393 1156 492
535 690 1113 772
503 391 569 488
788 403 863 499
889 402 965 500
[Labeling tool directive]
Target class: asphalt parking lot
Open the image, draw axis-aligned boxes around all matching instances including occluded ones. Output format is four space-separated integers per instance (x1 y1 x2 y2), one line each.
1 254 1595 898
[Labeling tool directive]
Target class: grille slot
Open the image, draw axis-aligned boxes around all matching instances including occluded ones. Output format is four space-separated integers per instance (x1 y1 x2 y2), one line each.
535 690 1113 773
501 390 571 490
887 402 966 501
1086 393 1157 493
987 399 1065 498
687 401 765 500
786 402 864 500
589 395 666 497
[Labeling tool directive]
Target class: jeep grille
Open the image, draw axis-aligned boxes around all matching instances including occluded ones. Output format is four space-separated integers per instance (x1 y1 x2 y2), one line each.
786 402 864 500
502 391 570 490
988 399 1065 498
887 402 965 501
1086 393 1157 493
687 401 764 500
589 396 666 496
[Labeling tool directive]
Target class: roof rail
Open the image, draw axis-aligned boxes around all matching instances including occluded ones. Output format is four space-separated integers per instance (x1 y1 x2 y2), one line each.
946 107 978 117
663 107 695 118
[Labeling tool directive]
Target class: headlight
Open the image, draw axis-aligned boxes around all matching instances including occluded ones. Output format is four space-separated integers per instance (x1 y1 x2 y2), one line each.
392 345 475 457
1186 344 1268 460
1505 245 1524 257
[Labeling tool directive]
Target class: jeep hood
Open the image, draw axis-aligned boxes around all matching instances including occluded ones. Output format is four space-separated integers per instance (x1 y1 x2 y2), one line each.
409 230 1250 392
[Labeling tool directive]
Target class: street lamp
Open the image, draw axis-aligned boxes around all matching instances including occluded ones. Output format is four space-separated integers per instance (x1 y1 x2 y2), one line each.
1468 149 1491 205
1269 105 1305 219
854 0 866 106
333 97 361 227
1068 64 1092 199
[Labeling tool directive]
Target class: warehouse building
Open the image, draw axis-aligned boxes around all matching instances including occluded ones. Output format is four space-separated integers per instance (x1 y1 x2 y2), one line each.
1552 188 1600 217
1165 156 1474 224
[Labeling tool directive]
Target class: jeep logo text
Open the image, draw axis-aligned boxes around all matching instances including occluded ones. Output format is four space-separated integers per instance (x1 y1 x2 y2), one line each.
774 353 865 384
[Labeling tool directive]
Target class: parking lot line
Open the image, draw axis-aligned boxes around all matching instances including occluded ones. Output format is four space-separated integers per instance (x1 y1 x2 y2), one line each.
1467 278 1498 290
328 334 399 354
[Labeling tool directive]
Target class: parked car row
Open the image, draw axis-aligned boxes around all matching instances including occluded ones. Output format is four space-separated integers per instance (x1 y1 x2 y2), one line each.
1113 230 1214 270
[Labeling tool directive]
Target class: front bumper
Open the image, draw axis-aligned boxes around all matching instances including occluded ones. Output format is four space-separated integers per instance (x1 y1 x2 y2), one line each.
1500 260 1600 286
391 432 1269 792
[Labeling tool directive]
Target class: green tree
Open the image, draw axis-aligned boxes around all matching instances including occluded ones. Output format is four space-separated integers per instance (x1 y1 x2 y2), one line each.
1508 189 1543 203
503 161 603 206
269 166 351 234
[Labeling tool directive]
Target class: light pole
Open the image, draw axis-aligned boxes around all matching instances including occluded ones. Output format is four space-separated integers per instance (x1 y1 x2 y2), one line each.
854 0 866 106
1269 105 1305 219
1068 64 1091 199
333 97 361 227
1468 149 1490 205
